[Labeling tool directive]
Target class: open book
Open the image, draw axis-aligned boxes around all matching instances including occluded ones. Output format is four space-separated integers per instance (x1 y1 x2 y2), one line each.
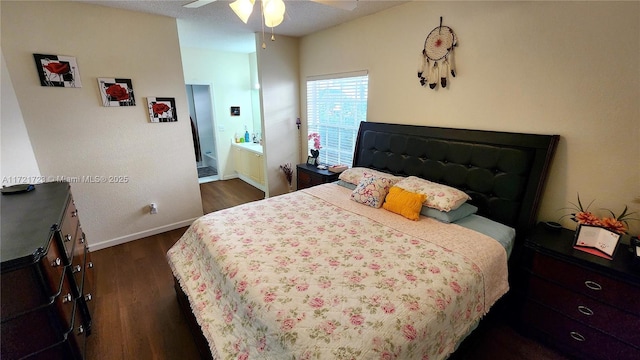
573 224 621 260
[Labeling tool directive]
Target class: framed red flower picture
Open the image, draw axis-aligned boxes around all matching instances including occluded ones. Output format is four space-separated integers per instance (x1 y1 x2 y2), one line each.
147 97 177 123
97 78 136 107
33 53 82 88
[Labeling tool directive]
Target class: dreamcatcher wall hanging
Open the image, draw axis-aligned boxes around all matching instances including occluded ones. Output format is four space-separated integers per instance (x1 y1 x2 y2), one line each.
418 17 457 89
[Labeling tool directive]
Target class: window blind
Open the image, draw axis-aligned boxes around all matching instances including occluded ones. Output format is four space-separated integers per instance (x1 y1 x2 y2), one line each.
306 72 368 166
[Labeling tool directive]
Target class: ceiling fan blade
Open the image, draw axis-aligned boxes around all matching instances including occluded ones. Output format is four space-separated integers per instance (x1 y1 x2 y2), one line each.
183 0 218 9
311 0 358 11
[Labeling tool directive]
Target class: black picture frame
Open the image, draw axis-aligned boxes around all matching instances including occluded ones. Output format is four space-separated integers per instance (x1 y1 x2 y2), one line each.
306 156 317 166
33 53 82 88
147 97 178 123
230 106 240 116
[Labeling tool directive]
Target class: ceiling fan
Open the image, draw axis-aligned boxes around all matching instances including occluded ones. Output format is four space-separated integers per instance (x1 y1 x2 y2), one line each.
183 0 359 14
183 0 358 48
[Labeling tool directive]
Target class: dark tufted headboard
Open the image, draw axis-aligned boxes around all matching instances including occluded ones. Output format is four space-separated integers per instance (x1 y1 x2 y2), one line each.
353 122 559 239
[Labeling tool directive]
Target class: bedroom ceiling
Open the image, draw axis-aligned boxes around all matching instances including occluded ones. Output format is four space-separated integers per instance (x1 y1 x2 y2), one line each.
77 0 408 53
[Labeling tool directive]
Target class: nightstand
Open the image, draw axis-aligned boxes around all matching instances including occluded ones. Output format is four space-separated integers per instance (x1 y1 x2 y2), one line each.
296 163 340 190
517 223 640 360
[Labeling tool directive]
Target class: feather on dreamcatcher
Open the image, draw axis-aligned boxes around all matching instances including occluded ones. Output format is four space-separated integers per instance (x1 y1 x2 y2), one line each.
418 17 457 89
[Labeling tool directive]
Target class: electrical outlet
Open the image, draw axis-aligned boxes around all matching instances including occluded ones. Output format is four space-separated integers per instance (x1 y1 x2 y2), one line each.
149 203 158 214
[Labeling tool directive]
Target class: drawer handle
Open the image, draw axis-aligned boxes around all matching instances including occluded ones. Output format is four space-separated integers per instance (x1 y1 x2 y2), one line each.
570 331 586 342
577 305 594 316
71 210 78 217
85 293 93 302
80 235 85 244
77 325 84 335
62 293 72 303
87 261 94 269
64 234 73 242
584 280 602 291
51 258 62 267
73 264 82 273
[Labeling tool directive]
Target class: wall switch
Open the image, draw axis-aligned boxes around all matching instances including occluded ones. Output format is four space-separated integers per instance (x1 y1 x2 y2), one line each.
149 203 158 214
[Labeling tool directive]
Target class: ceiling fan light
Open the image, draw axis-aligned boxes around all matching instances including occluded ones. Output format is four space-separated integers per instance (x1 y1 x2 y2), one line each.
263 0 286 27
229 0 255 24
264 14 284 28
263 0 285 14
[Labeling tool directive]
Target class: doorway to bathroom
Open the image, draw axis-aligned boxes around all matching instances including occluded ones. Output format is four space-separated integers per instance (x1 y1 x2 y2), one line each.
186 84 218 183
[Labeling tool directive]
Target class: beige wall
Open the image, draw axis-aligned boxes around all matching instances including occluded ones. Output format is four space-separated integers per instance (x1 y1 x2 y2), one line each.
257 35 301 197
300 1 640 235
1 1 203 249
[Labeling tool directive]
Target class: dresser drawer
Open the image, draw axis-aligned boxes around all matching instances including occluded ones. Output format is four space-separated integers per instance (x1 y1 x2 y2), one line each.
81 248 95 324
68 301 88 359
1 236 66 319
297 170 313 189
72 239 95 334
71 231 87 295
522 300 640 360
59 198 80 259
530 252 640 315
526 275 640 347
19 303 85 360
1 279 76 360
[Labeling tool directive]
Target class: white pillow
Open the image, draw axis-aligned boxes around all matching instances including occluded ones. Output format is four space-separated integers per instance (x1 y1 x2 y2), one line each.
395 176 470 212
338 167 403 186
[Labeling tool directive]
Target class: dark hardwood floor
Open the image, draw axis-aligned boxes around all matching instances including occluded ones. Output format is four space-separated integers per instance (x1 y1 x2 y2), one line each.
86 179 567 360
199 177 265 214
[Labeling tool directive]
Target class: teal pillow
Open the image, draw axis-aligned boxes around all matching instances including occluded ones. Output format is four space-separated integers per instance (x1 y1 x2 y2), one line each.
420 203 478 223
336 180 357 190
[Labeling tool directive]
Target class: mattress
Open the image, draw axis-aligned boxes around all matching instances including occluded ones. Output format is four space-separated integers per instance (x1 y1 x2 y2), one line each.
167 183 509 359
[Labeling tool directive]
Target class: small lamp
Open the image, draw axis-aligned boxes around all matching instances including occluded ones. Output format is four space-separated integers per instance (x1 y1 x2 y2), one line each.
296 117 301 129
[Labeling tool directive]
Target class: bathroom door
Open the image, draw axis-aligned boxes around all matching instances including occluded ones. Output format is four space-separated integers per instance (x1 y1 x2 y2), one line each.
186 84 218 181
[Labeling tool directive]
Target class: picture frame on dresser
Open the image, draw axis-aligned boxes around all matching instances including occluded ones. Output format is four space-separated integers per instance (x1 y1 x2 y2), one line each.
306 156 317 166
573 224 621 260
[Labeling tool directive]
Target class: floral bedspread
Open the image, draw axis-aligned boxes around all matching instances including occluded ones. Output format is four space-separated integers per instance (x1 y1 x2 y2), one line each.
167 183 508 360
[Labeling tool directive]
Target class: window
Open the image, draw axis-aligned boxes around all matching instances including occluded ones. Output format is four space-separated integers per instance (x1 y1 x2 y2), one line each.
306 71 368 166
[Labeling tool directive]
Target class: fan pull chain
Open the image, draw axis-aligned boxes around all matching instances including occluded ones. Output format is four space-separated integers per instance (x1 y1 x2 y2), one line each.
261 2 267 49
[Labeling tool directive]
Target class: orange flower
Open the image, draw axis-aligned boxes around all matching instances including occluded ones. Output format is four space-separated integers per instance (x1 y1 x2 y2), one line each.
600 217 627 235
574 211 601 226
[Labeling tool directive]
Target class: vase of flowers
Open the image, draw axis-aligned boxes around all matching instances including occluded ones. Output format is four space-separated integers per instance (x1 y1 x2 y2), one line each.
308 132 322 159
561 193 638 235
280 163 293 192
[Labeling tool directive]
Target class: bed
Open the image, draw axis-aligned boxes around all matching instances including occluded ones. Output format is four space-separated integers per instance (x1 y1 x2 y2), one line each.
168 122 559 359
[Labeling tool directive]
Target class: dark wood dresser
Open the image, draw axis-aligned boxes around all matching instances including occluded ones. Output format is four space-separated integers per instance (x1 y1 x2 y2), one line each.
518 223 640 360
296 163 340 190
1 182 94 360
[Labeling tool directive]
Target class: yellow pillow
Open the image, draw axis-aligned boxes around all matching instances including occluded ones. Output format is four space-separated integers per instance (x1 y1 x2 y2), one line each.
382 186 427 221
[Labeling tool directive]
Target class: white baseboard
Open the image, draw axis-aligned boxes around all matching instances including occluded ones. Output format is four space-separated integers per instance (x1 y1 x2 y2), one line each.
88 217 198 251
